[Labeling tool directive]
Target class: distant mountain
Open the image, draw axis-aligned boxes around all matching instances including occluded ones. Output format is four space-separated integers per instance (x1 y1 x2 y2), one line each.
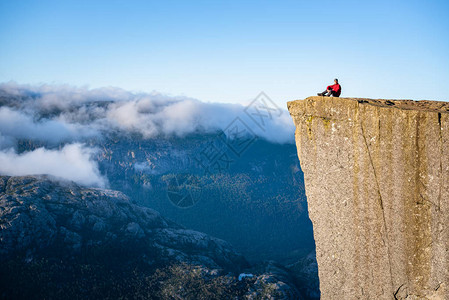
93 134 314 262
0 86 319 299
94 135 320 299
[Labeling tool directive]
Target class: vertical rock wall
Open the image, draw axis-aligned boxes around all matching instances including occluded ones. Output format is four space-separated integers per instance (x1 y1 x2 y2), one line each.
288 97 449 299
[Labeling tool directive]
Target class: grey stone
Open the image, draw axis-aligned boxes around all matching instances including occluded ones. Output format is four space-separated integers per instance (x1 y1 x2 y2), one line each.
288 97 449 300
0 175 248 272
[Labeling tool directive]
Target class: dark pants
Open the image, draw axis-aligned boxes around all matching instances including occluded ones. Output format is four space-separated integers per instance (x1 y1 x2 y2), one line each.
321 88 338 97
327 88 338 97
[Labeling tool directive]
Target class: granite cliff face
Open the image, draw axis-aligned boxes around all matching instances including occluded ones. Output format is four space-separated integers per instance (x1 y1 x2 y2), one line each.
288 97 449 299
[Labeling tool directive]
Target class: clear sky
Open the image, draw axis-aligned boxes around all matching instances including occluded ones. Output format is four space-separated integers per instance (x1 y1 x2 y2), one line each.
1 0 448 106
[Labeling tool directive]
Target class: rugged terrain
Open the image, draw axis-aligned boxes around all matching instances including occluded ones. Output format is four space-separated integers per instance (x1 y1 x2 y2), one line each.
288 96 449 299
0 175 301 299
0 87 319 299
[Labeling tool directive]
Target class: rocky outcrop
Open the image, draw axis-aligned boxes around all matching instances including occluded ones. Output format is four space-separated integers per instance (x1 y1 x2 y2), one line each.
0 175 302 299
288 97 449 299
0 175 247 271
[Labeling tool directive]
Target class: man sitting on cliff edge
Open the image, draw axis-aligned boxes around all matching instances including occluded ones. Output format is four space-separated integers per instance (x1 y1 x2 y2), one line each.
317 78 341 97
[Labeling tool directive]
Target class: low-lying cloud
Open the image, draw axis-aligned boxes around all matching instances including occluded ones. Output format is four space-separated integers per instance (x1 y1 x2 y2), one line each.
0 82 295 186
0 82 294 144
0 143 107 188
0 107 98 145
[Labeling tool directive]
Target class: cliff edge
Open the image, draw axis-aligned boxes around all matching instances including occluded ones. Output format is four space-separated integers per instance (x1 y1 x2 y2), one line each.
288 96 449 299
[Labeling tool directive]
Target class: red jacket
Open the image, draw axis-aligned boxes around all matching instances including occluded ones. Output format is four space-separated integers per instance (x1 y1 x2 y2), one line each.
327 84 341 96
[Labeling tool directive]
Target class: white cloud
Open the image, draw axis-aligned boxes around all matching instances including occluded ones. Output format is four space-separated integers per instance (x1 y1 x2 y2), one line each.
0 143 107 188
0 82 295 144
0 107 99 146
0 83 296 187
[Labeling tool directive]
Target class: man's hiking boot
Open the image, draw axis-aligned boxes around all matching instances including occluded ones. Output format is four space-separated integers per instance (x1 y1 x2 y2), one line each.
317 92 325 96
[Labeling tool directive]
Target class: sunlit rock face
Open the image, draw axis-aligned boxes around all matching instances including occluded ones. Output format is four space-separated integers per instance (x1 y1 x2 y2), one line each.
288 96 449 300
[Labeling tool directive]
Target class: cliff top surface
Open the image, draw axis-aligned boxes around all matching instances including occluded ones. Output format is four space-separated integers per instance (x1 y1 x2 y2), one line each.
288 96 449 114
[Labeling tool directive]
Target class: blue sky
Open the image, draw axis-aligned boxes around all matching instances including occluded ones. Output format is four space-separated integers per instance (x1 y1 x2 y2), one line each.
1 0 448 106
